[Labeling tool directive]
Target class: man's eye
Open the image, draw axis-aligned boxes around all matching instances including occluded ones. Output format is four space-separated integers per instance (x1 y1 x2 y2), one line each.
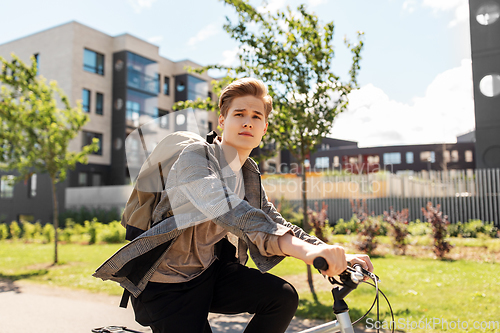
253 116 261 119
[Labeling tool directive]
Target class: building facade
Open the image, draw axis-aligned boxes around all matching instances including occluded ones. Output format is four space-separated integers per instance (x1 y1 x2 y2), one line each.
0 21 219 223
278 132 476 175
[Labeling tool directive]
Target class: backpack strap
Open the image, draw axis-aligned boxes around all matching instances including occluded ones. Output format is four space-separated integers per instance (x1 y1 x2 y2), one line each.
206 130 218 144
119 289 131 308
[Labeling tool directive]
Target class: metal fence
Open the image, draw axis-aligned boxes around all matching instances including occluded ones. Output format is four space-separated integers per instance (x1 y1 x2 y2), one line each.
264 169 500 226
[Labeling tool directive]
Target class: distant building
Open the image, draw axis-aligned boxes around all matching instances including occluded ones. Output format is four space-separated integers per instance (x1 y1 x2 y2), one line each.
0 21 218 223
277 135 476 174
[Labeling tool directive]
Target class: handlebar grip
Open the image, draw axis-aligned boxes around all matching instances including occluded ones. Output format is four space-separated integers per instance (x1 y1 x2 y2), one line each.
313 257 328 271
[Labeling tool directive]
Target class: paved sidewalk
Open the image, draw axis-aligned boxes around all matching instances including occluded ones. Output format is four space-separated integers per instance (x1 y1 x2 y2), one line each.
0 279 370 333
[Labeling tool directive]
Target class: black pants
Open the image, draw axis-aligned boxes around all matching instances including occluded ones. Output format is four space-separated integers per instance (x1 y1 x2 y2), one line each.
131 258 299 333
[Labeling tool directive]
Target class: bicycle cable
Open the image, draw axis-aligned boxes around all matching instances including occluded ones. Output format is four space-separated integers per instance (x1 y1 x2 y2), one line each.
325 269 395 333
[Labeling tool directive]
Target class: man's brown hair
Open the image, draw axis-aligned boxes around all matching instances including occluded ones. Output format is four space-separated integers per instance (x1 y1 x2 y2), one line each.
218 78 273 119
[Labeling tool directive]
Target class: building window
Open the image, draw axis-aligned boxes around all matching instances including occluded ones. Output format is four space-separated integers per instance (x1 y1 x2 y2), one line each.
82 89 91 113
96 92 103 115
165 78 172 95
443 150 450 163
406 152 414 164
451 150 459 163
367 155 379 164
383 152 401 165
420 151 435 163
28 173 36 198
465 150 473 162
158 109 169 129
33 53 40 74
83 48 104 75
333 156 340 167
127 52 158 95
78 172 87 187
83 131 103 155
0 175 15 198
157 74 161 94
92 173 102 186
315 157 329 169
208 121 213 132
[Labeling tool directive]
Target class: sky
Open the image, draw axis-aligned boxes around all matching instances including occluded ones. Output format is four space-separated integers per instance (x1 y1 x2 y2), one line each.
0 0 475 147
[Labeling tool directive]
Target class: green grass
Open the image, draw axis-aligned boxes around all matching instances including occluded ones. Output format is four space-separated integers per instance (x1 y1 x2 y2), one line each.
248 253 500 332
0 242 125 295
1 241 500 332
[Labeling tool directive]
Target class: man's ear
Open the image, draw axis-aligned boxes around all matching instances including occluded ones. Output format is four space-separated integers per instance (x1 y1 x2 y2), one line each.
218 114 225 129
263 121 268 135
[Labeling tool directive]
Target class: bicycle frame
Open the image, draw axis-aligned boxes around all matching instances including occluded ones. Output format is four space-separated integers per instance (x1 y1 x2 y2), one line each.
297 312 354 333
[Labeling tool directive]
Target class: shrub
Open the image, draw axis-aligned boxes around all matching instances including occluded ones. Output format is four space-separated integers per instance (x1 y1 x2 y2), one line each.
85 219 98 245
59 206 121 226
96 221 125 244
383 208 410 255
10 221 21 239
422 202 452 259
407 220 432 236
307 202 331 243
333 217 359 235
448 220 498 238
356 216 381 256
0 223 9 240
42 223 55 243
351 199 380 255
21 221 37 241
276 197 303 228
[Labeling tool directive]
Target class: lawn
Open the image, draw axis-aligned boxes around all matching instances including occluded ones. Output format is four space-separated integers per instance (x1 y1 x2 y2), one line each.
1 239 499 332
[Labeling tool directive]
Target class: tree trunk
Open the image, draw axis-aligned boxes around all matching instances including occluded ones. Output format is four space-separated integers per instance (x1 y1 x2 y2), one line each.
300 158 316 296
51 178 58 265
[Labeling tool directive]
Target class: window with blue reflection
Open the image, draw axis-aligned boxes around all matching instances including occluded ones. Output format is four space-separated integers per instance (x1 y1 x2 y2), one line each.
315 157 330 169
126 89 158 127
83 49 104 75
406 152 414 164
82 89 90 113
96 92 103 115
127 52 159 95
383 152 401 165
187 75 208 101
164 76 170 95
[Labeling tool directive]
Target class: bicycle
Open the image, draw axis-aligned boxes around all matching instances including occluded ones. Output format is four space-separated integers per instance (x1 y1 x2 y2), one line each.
91 257 393 333
296 257 394 333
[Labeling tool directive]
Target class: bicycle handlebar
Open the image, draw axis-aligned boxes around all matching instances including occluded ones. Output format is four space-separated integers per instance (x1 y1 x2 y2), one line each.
313 257 379 284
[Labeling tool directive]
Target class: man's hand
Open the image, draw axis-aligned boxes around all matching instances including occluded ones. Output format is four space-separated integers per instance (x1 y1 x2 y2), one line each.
278 233 374 278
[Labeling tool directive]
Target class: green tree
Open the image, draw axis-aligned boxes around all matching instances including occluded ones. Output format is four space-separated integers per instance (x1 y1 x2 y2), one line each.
0 54 99 264
177 0 364 291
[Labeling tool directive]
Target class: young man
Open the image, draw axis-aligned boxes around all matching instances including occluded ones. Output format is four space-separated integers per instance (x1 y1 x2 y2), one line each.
96 78 372 333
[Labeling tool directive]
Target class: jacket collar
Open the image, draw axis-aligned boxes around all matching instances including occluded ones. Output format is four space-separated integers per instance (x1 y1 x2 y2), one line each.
212 136 261 175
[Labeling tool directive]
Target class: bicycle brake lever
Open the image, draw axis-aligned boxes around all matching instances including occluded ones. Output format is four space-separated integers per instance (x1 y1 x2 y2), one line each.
352 264 380 283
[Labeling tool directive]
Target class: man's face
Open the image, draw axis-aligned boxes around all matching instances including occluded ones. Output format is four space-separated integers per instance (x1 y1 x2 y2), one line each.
218 95 268 155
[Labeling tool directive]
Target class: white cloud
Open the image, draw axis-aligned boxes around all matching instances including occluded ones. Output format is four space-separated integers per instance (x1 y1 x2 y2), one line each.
128 0 157 13
308 0 327 7
422 0 469 27
330 59 475 147
219 47 240 67
402 0 418 13
257 0 287 13
147 35 163 44
187 23 219 47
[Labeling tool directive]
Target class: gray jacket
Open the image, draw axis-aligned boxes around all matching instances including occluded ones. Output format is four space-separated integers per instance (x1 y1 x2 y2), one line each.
93 138 323 297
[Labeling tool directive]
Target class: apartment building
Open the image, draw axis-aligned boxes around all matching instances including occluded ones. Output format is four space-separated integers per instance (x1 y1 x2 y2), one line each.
279 132 476 174
0 21 219 223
